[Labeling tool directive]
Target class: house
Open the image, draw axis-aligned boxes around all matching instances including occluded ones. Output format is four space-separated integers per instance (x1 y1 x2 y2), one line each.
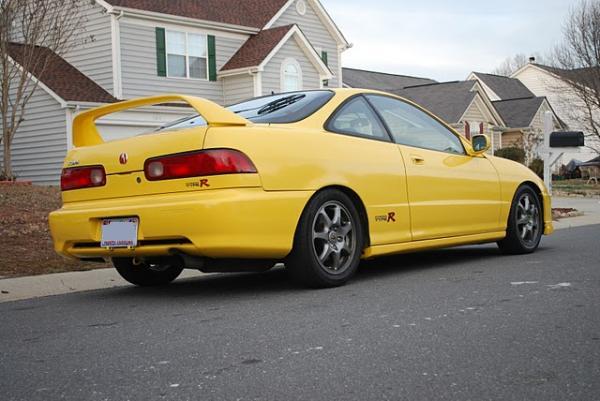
392 81 506 152
342 68 563 158
342 67 436 90
468 72 563 155
342 69 506 152
1 0 350 184
510 61 599 162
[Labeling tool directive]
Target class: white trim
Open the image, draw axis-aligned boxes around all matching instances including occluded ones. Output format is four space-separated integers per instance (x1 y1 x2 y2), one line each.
467 72 501 101
469 81 506 126
263 0 295 30
114 8 259 36
65 108 74 151
218 67 261 77
280 57 303 91
94 0 113 12
258 26 331 78
337 47 343 88
458 94 501 126
110 12 123 98
264 0 350 47
253 72 263 97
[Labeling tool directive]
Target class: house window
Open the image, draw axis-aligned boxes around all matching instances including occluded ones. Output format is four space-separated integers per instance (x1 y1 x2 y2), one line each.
281 58 302 92
166 30 208 79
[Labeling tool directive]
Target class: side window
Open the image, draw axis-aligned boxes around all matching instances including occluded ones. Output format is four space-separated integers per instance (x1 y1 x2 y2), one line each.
366 95 465 154
327 97 388 140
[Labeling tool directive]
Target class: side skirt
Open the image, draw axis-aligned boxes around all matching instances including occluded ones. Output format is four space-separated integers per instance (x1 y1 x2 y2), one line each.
362 231 506 259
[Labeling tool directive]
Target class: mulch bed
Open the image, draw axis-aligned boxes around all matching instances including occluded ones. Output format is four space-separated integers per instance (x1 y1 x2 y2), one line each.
0 185 109 277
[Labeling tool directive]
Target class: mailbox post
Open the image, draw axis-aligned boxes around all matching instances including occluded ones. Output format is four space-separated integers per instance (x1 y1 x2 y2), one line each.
542 111 585 195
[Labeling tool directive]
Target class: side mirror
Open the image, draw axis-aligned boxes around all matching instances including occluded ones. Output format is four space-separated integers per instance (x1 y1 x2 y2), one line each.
471 135 490 155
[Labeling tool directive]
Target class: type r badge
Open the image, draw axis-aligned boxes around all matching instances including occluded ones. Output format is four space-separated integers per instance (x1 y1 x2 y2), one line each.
119 153 128 165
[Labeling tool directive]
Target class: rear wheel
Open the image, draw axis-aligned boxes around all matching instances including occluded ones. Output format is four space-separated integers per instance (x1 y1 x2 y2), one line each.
113 257 184 287
497 186 543 254
286 189 364 288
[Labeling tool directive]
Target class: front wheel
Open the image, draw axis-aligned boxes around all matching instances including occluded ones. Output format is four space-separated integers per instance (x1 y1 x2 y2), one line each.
113 257 184 286
497 186 543 254
286 189 364 288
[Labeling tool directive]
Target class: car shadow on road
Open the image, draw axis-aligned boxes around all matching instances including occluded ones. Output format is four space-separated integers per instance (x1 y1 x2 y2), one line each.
91 243 552 301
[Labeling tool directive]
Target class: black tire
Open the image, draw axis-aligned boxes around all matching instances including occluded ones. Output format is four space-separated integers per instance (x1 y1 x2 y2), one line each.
113 257 184 287
497 185 543 255
286 189 364 288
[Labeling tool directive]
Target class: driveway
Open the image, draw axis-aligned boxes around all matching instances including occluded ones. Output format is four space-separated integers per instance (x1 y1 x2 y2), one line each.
1 224 599 401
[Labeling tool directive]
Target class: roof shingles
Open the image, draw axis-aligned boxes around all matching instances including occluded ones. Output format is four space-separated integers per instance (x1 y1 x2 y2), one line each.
392 81 477 123
8 43 117 103
342 67 436 91
106 0 289 29
492 97 546 128
472 72 534 100
221 25 294 71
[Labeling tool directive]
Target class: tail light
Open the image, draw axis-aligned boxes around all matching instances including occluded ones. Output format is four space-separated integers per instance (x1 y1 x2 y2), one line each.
144 149 257 181
61 166 106 191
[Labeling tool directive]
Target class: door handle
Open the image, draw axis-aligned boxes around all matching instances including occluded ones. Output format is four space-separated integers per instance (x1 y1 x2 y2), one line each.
411 155 425 165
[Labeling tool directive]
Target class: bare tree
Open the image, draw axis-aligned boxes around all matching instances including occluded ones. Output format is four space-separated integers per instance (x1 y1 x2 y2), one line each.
0 0 86 180
552 0 600 154
492 53 549 76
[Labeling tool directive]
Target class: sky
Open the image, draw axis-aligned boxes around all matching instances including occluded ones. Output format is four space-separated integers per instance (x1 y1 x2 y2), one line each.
324 0 583 82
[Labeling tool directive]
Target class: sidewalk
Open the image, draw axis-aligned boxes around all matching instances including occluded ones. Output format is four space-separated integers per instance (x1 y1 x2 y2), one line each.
552 196 600 230
2 196 598 303
0 268 206 303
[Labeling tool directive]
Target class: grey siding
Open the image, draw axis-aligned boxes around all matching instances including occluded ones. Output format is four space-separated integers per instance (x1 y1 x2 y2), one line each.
120 23 247 104
262 38 321 95
272 0 341 87
63 2 114 94
0 86 66 185
223 75 255 105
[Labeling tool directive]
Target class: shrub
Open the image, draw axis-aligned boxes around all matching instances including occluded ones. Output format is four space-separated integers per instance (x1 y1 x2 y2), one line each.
528 158 544 179
494 147 526 164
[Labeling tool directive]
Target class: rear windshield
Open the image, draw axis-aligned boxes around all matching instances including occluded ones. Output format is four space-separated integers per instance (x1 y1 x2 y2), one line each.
155 90 334 132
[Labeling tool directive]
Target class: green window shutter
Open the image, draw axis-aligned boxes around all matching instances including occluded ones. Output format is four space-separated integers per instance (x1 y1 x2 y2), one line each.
155 27 166 77
321 51 328 66
208 35 217 81
321 51 329 87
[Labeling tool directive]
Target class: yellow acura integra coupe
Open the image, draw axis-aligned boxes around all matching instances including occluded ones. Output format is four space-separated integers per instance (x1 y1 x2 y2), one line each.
50 89 553 288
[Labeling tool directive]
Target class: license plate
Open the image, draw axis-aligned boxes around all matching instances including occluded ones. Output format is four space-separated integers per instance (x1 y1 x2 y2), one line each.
101 218 138 248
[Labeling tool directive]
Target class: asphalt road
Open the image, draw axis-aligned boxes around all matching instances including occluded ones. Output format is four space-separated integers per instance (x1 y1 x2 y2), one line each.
1 225 599 401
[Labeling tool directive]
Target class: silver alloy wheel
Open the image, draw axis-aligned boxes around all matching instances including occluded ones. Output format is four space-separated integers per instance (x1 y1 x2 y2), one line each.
311 200 356 274
516 193 540 246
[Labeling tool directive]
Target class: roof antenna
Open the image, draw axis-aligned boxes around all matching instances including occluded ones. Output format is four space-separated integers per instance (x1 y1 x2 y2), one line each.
529 56 536 63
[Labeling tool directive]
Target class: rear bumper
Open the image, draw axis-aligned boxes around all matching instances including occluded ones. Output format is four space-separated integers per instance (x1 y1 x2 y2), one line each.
49 188 313 260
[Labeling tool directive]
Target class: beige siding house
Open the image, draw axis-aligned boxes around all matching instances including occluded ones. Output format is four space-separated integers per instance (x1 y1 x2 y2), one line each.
510 62 598 162
2 0 350 184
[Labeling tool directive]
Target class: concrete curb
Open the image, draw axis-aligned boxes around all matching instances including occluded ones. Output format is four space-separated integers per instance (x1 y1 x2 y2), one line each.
0 269 206 303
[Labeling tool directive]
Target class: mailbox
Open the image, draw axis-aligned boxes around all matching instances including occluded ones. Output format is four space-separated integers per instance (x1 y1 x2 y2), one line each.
550 131 584 148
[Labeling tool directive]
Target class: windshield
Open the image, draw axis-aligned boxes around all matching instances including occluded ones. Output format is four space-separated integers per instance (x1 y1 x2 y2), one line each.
155 90 334 132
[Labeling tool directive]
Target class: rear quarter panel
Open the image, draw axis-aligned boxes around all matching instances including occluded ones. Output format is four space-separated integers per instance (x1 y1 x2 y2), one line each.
203 125 413 246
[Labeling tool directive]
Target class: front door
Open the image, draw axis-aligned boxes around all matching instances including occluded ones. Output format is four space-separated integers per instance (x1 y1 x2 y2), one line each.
364 94 502 241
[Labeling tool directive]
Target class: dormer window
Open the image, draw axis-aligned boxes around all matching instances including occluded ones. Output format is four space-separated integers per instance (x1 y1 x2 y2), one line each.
166 30 208 79
281 58 302 92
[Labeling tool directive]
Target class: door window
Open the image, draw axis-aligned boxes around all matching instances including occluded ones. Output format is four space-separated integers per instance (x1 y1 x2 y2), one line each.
366 95 465 154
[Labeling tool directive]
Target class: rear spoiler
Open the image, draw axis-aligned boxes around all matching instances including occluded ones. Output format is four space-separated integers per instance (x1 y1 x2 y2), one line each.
72 94 250 147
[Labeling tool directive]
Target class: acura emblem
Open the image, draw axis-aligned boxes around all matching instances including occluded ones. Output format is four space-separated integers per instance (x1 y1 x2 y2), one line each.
119 153 128 165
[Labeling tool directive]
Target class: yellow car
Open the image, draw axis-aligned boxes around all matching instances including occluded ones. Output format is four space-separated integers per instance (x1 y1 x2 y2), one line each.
49 89 553 288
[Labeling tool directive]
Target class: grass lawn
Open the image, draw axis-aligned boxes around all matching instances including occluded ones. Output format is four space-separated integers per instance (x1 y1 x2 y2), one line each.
552 179 600 197
0 185 109 277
